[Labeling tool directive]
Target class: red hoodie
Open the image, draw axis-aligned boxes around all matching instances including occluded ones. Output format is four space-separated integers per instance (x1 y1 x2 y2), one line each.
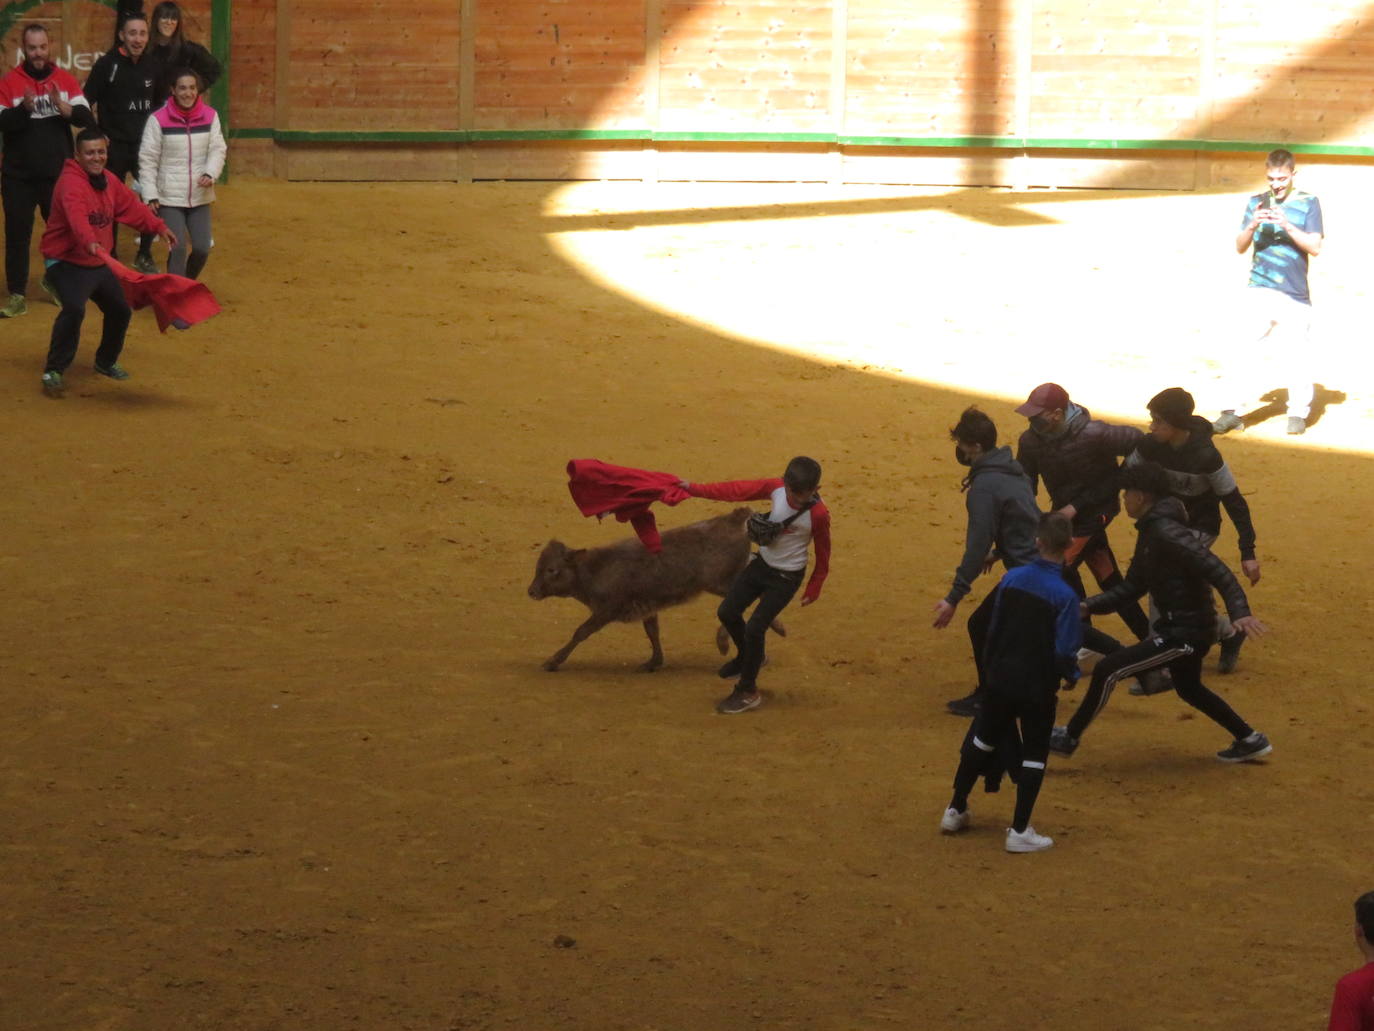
40 157 167 267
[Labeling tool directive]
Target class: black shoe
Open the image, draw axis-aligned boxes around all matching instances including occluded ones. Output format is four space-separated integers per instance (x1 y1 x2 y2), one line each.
1129 667 1175 696
718 657 742 679
1048 726 1079 756
1216 732 1272 763
1218 630 1246 674
946 691 981 717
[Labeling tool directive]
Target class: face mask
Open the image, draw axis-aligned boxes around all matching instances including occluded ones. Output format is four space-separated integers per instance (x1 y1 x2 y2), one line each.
954 445 973 467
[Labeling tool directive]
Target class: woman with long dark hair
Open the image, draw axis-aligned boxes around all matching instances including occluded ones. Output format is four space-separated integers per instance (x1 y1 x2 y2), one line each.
146 2 221 102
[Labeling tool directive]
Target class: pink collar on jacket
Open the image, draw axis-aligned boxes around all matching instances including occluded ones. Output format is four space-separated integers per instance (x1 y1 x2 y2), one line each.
153 96 216 130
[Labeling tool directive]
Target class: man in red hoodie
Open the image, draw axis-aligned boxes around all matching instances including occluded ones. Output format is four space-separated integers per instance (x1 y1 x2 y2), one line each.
39 127 174 397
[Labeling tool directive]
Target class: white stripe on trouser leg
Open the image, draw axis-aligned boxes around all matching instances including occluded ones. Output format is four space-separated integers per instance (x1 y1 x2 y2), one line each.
1087 644 1195 727
1022 760 1045 770
972 736 995 752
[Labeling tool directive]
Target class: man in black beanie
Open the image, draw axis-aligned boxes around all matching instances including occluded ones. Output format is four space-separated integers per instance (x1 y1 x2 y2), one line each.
1122 387 1260 675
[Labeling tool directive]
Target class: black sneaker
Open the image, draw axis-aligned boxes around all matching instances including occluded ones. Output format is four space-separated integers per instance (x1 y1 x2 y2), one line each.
717 657 742 679
946 691 981 717
1217 630 1246 674
1048 726 1079 756
715 689 761 715
1129 668 1175 696
1217 732 1271 763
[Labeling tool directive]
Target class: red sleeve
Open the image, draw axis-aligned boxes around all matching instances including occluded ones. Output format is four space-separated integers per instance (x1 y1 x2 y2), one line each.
686 478 782 502
109 175 167 237
1327 970 1373 1031
803 502 831 602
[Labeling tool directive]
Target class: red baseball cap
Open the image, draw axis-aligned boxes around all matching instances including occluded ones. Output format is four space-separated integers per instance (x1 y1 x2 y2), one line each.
1016 382 1070 417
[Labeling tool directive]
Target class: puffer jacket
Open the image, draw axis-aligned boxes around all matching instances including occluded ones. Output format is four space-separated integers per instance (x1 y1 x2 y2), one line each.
1015 403 1143 536
1085 496 1249 645
138 95 226 207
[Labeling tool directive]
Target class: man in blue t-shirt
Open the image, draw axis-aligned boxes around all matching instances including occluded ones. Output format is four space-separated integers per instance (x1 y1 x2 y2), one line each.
1214 148 1325 436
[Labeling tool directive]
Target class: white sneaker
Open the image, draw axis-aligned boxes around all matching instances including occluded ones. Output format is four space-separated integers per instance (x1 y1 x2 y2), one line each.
1005 826 1054 853
940 807 969 833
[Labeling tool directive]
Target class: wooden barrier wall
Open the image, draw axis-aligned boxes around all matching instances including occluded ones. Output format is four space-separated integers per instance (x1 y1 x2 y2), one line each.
206 0 1374 186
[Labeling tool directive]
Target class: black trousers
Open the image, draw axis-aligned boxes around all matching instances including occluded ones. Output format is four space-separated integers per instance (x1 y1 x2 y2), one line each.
44 261 133 373
1064 634 1253 742
2 173 56 296
717 555 803 691
103 141 153 260
952 691 1056 832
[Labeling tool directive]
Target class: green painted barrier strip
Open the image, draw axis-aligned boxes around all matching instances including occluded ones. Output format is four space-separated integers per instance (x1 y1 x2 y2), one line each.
223 126 1374 159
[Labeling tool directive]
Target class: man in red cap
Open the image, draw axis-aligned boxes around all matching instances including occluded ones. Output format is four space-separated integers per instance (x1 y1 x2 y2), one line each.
1014 384 1160 675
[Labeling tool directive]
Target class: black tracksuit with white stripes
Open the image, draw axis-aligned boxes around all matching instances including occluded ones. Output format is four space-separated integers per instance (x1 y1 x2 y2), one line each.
1064 496 1256 743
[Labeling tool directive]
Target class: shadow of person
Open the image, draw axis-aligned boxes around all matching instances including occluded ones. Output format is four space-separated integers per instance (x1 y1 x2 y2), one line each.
1241 385 1347 431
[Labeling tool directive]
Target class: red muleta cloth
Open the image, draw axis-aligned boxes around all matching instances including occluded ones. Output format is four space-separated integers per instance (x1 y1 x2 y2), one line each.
566 459 692 553
99 253 221 332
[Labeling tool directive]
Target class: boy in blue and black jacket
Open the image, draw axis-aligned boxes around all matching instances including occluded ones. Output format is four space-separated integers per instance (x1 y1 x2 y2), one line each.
940 512 1082 854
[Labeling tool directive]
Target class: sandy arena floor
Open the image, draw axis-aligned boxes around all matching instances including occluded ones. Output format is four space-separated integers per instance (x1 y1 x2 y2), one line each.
2 178 1371 1030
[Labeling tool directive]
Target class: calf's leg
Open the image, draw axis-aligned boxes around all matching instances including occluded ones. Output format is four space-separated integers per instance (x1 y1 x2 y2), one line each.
543 614 609 671
639 615 664 672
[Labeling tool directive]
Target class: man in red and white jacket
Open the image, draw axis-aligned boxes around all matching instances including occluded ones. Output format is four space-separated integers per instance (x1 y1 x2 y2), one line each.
39 127 174 397
682 456 831 714
0 23 95 317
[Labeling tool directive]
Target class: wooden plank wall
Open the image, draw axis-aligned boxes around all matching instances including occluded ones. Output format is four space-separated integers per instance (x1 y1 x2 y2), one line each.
225 0 1374 185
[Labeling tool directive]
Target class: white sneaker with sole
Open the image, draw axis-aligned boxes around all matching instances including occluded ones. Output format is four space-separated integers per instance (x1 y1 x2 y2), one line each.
1006 826 1054 853
940 807 969 833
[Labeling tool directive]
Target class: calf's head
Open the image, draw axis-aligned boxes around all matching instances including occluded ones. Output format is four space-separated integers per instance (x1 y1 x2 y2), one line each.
528 540 580 599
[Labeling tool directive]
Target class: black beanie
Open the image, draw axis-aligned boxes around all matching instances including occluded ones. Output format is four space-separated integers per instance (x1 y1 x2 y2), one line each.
1148 387 1194 430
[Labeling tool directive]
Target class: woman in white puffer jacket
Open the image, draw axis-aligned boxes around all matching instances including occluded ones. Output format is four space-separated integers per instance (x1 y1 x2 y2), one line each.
139 68 226 279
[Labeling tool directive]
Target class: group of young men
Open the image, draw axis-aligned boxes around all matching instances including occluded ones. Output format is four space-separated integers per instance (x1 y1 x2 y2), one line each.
934 382 1271 853
0 14 207 395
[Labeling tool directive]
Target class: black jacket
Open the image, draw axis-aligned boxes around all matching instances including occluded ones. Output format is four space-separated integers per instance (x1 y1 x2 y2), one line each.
1016 403 1143 536
84 48 155 146
1085 496 1250 645
145 39 222 104
1126 416 1257 560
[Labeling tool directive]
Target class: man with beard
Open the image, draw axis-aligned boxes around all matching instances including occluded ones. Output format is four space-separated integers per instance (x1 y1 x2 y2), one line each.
38 128 174 397
86 9 159 271
0 24 95 318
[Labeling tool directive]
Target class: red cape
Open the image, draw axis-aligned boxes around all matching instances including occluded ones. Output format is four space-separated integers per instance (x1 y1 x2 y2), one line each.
99 253 222 332
566 459 692 553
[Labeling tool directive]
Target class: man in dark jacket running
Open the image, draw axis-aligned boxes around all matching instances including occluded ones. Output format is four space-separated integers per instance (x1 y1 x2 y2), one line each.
1124 387 1260 674
933 407 1040 716
1049 461 1271 762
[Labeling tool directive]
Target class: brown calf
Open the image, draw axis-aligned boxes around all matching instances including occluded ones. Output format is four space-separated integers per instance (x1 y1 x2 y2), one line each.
528 507 784 672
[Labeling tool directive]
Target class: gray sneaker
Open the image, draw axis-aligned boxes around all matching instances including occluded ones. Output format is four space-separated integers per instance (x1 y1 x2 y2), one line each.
132 253 159 275
1217 732 1272 763
93 362 131 381
39 276 59 305
715 689 761 715
1 293 27 318
41 370 64 396
1212 411 1244 434
1286 416 1307 436
1129 667 1175 696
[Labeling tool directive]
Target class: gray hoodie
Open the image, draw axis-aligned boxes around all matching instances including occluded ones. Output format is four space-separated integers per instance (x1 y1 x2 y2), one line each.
945 445 1041 605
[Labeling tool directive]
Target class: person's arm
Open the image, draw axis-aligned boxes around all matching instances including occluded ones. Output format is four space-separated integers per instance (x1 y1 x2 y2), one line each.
1270 198 1323 256
203 112 227 182
682 478 781 503
945 489 996 607
1054 589 1084 683
57 78 95 129
54 176 103 255
1236 196 1261 254
1016 434 1041 499
138 115 163 204
110 175 169 239
0 79 31 131
800 504 830 606
1084 552 1146 614
83 55 111 112
1327 975 1363 1031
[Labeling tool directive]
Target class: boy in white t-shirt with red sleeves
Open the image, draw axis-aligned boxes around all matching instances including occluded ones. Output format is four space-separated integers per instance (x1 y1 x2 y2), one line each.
682 457 831 714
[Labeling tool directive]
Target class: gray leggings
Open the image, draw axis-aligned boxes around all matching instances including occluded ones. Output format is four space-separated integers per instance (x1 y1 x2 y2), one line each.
159 204 213 279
